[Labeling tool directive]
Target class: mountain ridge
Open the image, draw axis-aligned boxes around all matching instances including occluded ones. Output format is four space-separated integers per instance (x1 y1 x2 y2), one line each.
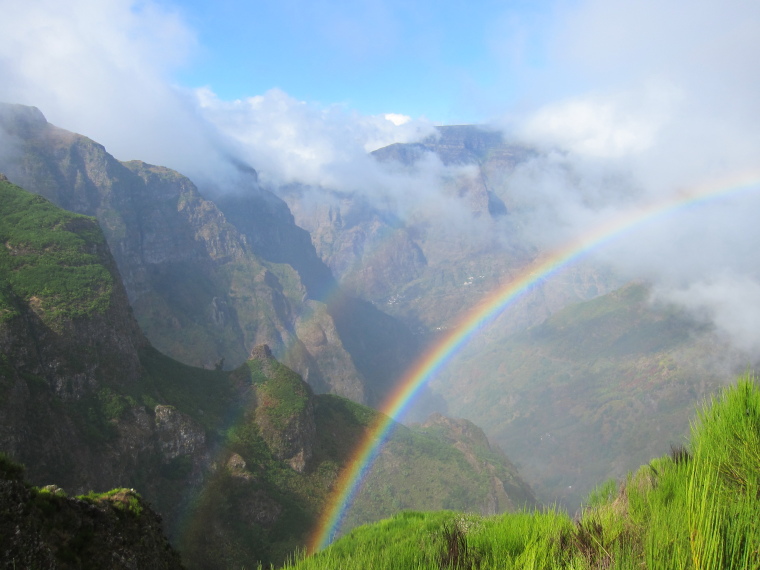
0 172 535 568
0 102 420 407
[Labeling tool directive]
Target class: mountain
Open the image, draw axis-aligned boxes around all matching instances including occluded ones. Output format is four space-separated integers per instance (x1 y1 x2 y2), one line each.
0 102 418 406
0 175 534 568
430 282 745 510
279 125 618 338
283 376 760 569
273 124 743 510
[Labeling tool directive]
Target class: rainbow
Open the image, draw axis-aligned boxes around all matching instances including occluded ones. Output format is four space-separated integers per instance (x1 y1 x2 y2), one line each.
307 171 760 552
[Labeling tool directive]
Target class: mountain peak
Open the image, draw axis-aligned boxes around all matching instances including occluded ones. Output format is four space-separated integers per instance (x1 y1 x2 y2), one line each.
0 103 48 138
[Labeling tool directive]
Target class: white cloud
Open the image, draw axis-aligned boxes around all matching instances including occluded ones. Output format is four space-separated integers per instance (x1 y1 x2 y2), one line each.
656 276 760 354
384 113 412 126
193 87 465 219
519 83 679 158
0 0 210 168
0 0 439 193
492 0 760 357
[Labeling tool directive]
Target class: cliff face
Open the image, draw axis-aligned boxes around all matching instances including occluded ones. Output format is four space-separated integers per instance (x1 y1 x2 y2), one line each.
0 103 379 402
0 176 209 501
279 125 614 340
0 458 183 570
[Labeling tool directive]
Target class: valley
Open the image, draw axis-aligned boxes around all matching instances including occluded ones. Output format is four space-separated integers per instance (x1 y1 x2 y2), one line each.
0 103 752 568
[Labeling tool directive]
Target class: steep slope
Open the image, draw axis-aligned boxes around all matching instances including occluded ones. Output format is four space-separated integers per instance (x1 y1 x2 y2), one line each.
0 456 182 569
0 177 534 568
281 125 616 336
0 173 155 489
0 102 419 404
179 346 536 568
286 376 760 570
430 282 743 510
213 192 420 405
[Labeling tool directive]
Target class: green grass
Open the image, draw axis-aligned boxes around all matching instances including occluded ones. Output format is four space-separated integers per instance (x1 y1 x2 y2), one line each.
77 488 144 517
0 179 113 325
283 374 760 569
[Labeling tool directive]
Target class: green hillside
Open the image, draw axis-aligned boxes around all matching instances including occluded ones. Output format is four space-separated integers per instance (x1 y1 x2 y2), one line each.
432 282 737 509
0 176 113 326
286 375 760 569
158 350 536 568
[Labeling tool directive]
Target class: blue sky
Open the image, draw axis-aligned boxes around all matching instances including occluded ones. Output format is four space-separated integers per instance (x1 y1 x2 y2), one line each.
168 0 558 123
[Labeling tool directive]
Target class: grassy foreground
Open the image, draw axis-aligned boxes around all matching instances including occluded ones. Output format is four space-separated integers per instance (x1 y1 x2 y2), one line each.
282 374 760 569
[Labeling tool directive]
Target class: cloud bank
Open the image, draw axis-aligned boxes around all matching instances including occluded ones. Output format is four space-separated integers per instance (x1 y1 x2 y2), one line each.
495 0 760 353
3 0 760 354
0 0 439 193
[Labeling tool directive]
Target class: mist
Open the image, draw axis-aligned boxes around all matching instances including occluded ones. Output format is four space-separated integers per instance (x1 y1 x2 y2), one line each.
492 0 760 354
2 0 760 356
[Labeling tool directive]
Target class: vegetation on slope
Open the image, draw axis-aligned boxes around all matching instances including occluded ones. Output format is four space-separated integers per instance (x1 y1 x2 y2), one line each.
0 175 534 569
285 375 760 569
175 373 534 568
0 177 112 326
122 347 534 569
433 282 736 509
0 454 183 569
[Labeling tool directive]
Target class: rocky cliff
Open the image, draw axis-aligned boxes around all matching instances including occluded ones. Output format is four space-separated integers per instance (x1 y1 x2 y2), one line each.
280 125 615 340
0 175 209 518
0 456 183 569
0 103 423 404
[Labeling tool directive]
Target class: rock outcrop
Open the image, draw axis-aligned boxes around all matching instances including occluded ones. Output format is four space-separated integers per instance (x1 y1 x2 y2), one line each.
0 457 183 569
248 345 316 472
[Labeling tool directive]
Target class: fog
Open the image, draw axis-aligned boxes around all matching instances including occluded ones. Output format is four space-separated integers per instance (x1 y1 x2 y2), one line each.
496 0 760 353
2 0 760 354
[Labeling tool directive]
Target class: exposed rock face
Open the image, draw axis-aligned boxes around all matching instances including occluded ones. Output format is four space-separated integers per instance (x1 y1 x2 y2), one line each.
0 103 373 401
0 465 183 569
280 124 616 344
154 406 207 463
214 191 420 407
283 191 428 302
0 178 210 508
373 125 526 167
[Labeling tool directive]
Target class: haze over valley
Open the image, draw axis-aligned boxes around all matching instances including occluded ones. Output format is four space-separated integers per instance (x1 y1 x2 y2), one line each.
1 0 760 567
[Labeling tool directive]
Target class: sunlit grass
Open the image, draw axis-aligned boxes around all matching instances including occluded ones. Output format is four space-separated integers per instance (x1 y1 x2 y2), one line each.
283 374 760 569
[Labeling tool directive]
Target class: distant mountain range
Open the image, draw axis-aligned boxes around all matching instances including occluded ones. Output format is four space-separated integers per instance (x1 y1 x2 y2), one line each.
273 123 747 510
281 125 617 338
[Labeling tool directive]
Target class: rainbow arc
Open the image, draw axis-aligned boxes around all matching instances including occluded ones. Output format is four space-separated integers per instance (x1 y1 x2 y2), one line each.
308 172 760 552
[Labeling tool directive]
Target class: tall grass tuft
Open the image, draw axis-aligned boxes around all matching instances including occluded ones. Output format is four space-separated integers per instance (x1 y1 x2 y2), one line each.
283 374 760 570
